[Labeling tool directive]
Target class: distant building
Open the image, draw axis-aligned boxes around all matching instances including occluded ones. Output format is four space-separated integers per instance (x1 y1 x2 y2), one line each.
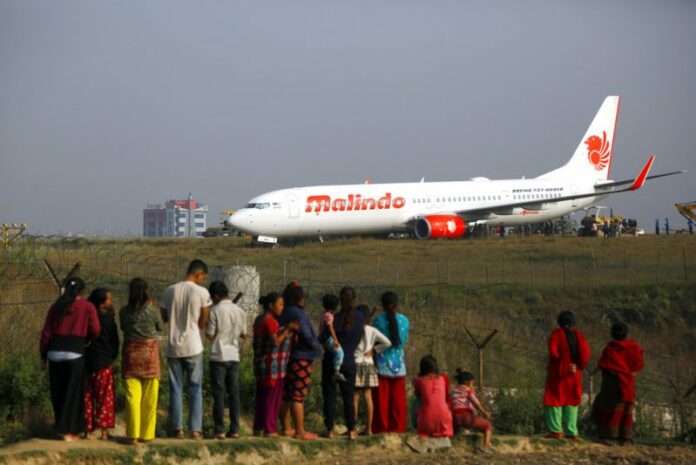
143 193 208 237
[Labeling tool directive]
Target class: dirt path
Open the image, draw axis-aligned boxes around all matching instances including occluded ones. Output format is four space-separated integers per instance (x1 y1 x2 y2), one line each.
0 434 693 465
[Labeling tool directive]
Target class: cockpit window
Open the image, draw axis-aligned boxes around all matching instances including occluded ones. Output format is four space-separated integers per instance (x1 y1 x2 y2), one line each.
246 203 271 209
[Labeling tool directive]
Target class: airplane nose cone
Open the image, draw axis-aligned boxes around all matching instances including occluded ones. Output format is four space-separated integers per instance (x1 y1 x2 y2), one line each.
228 211 252 232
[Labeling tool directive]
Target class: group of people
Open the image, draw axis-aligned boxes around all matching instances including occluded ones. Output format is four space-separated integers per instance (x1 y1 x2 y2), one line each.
39 259 644 449
543 311 645 445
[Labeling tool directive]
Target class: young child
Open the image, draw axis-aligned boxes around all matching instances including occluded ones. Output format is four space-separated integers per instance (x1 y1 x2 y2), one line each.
206 281 248 439
451 369 493 452
319 294 346 382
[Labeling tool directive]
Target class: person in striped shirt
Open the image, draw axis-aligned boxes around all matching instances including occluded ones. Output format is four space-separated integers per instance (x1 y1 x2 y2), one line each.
451 369 493 453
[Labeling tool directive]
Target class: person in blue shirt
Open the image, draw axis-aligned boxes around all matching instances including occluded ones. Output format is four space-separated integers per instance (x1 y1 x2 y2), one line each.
277 282 322 440
371 291 410 433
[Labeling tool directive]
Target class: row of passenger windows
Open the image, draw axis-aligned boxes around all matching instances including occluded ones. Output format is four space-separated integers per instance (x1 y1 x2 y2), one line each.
412 192 563 204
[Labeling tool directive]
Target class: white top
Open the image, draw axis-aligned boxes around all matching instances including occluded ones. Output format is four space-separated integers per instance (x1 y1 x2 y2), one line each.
47 351 82 362
161 281 212 358
354 325 391 365
206 299 247 362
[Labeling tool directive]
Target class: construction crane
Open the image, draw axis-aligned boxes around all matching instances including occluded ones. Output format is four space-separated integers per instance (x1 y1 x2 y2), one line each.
675 201 696 223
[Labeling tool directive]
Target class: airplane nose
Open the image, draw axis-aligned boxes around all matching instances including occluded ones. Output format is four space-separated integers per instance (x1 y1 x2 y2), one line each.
228 210 253 232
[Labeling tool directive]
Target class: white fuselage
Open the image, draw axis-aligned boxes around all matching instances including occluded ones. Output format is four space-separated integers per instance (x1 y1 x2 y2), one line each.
228 177 603 238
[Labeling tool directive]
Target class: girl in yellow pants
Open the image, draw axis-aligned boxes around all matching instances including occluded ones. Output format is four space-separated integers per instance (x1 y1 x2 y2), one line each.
124 378 159 441
119 278 164 444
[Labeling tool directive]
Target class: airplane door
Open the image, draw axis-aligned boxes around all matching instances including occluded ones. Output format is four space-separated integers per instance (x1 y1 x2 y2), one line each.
570 184 579 207
286 193 300 219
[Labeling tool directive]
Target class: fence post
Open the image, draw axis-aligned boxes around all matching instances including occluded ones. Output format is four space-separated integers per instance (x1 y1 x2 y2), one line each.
501 252 505 283
590 244 598 285
465 328 498 393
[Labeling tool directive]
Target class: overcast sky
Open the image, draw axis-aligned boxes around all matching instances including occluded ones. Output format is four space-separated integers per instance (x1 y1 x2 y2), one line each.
1 0 694 235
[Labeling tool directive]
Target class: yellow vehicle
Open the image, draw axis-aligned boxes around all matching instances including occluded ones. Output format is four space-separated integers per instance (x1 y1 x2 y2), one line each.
676 201 696 223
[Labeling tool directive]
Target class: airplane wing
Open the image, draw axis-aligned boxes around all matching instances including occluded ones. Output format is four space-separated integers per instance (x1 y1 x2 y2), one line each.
456 155 677 218
594 170 686 189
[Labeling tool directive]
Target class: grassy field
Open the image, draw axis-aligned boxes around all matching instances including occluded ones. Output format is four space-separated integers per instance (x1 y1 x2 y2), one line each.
0 234 694 441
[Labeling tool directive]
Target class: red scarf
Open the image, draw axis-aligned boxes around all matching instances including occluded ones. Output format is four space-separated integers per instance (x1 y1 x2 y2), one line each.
598 339 644 402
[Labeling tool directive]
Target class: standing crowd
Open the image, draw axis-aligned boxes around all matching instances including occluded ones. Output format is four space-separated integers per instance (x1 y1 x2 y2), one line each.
40 259 644 449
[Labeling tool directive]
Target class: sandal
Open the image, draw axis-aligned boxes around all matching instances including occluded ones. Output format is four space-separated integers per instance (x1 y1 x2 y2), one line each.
174 430 185 439
347 431 358 441
294 431 318 440
215 433 226 440
264 432 281 439
191 431 203 440
283 428 296 437
320 431 334 439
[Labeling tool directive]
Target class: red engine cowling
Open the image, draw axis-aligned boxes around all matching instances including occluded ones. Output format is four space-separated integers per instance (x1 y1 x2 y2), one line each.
414 215 467 239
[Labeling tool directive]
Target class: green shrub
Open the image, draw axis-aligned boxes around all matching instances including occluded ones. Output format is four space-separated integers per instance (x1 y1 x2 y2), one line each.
493 388 545 435
0 351 53 442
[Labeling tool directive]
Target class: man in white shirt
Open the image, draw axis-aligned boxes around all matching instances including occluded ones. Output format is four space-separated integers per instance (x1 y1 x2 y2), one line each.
160 259 211 439
206 281 247 439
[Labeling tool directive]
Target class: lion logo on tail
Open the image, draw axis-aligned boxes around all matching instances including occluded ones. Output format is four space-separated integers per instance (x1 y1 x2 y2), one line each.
585 131 611 171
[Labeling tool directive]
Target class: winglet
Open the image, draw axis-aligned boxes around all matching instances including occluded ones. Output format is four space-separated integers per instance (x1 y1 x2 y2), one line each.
629 155 655 191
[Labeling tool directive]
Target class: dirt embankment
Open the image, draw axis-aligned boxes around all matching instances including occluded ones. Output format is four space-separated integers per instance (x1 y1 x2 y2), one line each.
0 434 693 465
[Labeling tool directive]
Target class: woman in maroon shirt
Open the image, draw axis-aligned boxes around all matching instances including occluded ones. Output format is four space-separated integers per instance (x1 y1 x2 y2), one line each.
39 278 100 441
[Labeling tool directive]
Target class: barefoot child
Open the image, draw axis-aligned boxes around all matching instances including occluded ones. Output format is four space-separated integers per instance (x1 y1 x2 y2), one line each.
318 294 346 382
451 369 493 452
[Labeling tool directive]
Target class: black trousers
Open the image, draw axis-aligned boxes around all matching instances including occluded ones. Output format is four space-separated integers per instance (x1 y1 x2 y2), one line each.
322 357 357 432
49 357 86 434
209 361 240 434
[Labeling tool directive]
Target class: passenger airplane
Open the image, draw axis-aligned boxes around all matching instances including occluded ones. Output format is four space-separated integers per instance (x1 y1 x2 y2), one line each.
228 96 683 242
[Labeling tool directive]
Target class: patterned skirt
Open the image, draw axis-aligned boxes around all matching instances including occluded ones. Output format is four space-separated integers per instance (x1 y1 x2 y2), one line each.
355 363 379 388
122 339 160 379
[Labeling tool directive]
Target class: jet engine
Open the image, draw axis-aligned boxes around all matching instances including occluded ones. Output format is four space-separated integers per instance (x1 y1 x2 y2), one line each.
414 215 466 239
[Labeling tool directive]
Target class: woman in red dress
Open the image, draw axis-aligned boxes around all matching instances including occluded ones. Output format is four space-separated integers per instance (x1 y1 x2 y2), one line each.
544 311 591 440
413 355 453 438
592 322 644 445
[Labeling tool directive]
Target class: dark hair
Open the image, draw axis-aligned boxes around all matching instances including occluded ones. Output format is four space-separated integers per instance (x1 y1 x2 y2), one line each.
259 292 282 311
338 287 357 330
127 278 150 310
322 294 339 311
454 368 475 385
418 354 439 377
88 287 110 311
557 311 575 328
611 321 629 341
282 281 304 307
355 304 370 320
209 281 229 299
51 277 86 324
381 291 401 346
187 259 208 276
